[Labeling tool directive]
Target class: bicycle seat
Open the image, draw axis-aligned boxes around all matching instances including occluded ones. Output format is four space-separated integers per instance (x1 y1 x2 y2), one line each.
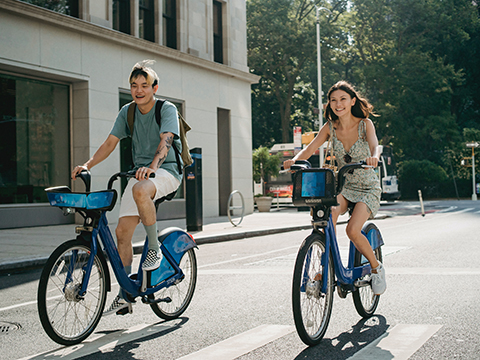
154 190 177 211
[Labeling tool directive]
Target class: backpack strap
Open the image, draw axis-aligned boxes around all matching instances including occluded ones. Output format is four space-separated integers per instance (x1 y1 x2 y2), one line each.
127 101 136 135
155 100 183 175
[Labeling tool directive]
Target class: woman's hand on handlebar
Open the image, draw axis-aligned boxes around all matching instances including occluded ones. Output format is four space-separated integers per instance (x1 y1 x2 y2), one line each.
365 156 379 167
283 159 295 170
72 165 88 180
135 167 156 181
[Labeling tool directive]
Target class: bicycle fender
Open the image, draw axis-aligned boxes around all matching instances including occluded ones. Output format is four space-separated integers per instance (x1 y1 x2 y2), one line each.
147 228 197 287
362 223 384 250
158 227 197 265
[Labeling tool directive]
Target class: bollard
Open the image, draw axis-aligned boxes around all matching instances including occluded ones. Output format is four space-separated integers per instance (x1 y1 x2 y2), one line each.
418 189 425 217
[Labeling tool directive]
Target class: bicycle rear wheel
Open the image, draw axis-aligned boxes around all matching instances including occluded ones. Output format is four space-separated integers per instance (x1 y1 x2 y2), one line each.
150 248 197 320
292 232 334 346
37 239 107 345
353 223 383 318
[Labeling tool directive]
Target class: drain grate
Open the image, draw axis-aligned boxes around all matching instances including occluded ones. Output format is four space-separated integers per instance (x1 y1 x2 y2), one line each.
0 321 21 334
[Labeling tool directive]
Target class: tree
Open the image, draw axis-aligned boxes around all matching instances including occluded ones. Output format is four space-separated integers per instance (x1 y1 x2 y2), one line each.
248 0 348 145
252 146 281 194
347 0 478 165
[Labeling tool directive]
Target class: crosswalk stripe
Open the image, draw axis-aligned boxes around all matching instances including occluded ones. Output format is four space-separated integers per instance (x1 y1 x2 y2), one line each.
347 324 442 360
454 208 474 214
176 325 294 360
19 321 179 360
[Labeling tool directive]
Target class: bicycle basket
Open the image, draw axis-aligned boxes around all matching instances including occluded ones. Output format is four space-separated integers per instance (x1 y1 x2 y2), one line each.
46 187 118 211
292 168 336 207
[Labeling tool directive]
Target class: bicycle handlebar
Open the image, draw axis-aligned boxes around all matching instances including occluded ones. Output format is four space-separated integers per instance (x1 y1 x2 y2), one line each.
282 160 382 197
107 170 156 190
336 161 382 194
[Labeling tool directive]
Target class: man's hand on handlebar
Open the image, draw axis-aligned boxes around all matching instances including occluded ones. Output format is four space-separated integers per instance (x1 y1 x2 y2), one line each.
72 165 89 180
135 167 156 181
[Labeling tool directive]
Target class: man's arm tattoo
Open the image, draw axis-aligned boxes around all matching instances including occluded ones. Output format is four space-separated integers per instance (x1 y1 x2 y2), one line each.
155 134 174 168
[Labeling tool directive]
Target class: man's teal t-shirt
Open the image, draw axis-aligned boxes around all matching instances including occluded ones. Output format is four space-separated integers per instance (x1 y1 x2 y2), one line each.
110 99 183 182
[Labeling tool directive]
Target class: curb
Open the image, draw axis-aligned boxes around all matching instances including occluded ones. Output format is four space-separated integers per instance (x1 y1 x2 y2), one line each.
0 216 388 273
0 224 312 273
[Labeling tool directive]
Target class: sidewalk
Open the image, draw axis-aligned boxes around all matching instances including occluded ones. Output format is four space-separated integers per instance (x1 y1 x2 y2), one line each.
0 207 358 273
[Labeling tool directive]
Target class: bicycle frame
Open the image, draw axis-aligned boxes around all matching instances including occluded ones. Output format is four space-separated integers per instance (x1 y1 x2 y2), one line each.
77 211 196 300
318 215 384 294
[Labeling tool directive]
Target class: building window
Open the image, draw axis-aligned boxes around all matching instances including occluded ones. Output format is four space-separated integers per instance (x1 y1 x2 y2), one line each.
113 0 131 35
0 74 70 205
118 93 185 199
140 0 155 42
20 0 79 18
213 0 223 63
163 0 177 49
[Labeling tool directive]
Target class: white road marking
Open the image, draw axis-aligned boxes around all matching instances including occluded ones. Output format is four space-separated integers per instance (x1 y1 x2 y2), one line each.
388 267 480 275
176 324 294 360
200 268 294 275
436 206 458 213
452 208 474 214
19 321 180 360
347 324 442 360
198 245 299 268
0 300 37 312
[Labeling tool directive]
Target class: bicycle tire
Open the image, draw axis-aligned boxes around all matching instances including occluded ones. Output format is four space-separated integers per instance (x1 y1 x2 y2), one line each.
292 232 334 346
352 223 383 318
150 248 197 320
37 239 107 345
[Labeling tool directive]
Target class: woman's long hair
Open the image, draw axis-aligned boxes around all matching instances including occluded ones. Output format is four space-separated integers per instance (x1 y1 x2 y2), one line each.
324 81 376 122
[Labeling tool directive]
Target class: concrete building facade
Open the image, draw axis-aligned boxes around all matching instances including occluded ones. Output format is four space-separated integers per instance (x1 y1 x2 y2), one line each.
0 0 258 229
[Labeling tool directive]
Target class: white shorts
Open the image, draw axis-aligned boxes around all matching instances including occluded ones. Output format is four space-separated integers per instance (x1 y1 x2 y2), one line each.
118 168 181 218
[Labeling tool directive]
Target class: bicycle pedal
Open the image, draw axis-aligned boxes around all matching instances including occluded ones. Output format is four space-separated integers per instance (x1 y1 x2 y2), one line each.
143 296 172 305
116 306 132 316
336 285 348 299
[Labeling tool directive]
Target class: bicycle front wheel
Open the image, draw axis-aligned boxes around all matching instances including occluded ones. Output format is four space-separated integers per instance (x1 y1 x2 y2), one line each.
353 223 383 318
292 232 334 346
150 248 197 320
37 239 107 345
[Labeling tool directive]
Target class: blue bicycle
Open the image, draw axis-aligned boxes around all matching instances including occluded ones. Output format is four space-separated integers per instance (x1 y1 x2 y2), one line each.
37 171 197 345
288 161 384 346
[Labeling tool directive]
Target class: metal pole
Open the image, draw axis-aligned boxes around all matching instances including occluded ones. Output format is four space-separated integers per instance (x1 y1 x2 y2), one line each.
472 148 477 201
315 6 330 166
316 8 324 166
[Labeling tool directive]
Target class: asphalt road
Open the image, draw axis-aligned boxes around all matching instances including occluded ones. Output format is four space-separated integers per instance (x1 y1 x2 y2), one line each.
1 200 480 359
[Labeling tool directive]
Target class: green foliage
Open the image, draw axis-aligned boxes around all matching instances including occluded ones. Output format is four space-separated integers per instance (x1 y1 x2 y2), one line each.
248 0 480 199
248 0 349 145
252 146 282 193
463 128 480 143
398 160 448 199
20 0 76 15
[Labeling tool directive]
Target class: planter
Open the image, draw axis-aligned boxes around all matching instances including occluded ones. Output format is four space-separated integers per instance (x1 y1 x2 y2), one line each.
255 196 273 212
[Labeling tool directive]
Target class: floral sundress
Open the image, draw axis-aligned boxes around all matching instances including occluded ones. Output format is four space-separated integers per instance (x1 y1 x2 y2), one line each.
329 119 381 218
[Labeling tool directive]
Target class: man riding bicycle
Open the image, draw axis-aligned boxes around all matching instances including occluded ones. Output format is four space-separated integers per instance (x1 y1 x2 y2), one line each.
72 60 183 315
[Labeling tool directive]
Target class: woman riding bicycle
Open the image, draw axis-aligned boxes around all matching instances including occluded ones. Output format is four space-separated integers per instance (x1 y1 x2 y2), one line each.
283 80 386 295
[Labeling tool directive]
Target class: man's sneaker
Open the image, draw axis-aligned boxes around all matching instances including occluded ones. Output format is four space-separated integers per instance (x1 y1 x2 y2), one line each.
104 296 132 316
371 262 386 295
142 249 162 271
